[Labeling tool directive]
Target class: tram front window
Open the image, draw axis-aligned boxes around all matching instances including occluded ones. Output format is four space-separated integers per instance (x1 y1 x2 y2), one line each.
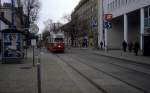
54 38 64 42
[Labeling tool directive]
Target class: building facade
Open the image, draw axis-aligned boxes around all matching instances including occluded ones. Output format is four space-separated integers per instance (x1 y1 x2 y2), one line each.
71 0 99 48
102 0 150 53
0 0 24 31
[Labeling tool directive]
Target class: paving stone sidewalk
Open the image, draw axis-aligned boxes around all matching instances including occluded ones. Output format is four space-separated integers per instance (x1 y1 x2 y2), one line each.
0 50 37 93
92 49 150 65
0 48 83 93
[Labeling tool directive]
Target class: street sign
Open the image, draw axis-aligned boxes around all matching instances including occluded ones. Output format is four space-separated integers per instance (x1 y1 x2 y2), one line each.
29 24 39 34
91 20 97 27
104 14 113 21
31 39 36 46
104 21 112 29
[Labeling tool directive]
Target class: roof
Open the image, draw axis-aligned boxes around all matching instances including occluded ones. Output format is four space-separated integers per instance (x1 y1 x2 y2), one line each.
1 28 23 34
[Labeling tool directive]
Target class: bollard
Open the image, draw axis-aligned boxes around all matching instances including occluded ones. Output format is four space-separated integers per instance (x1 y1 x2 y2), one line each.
37 63 41 93
33 46 35 66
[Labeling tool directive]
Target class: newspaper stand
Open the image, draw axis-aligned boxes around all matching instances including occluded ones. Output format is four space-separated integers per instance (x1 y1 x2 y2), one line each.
1 29 24 63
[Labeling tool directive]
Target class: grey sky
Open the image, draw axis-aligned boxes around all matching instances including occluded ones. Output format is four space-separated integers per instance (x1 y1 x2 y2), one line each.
37 0 80 33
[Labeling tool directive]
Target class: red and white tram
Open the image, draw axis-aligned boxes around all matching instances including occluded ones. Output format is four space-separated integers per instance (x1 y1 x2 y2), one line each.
46 32 65 52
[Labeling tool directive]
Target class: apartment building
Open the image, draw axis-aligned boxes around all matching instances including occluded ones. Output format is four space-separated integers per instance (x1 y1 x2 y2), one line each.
71 0 99 47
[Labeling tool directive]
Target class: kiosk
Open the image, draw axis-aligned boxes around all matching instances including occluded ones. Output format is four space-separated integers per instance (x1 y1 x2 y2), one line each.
1 29 24 63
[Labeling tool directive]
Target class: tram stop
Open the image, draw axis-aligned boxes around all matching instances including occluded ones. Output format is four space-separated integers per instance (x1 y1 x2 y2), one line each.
1 29 25 63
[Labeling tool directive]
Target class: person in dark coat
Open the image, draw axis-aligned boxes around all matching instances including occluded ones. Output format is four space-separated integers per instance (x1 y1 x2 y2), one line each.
122 40 127 52
128 41 133 52
100 41 103 49
134 41 140 56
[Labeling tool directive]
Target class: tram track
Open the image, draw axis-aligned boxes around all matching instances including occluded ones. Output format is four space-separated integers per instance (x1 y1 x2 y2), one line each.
92 52 150 73
69 54 149 93
55 54 108 93
79 53 150 76
55 54 149 93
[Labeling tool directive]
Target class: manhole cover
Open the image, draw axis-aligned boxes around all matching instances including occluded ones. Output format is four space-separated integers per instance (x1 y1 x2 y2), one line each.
20 66 32 69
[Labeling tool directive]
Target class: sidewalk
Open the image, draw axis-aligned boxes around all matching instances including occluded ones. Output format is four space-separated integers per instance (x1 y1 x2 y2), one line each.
92 49 150 65
0 49 37 93
0 48 83 93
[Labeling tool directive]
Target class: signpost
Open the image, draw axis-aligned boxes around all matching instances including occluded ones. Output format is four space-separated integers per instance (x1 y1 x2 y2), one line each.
104 14 113 21
29 24 39 34
104 14 113 51
31 39 36 66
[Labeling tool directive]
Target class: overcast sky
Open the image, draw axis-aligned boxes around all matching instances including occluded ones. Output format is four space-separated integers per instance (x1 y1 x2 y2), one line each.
37 0 80 33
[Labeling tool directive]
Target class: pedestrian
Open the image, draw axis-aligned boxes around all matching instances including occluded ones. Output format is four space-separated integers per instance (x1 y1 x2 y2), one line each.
122 40 127 52
85 39 88 48
100 41 103 49
134 41 140 56
128 41 133 52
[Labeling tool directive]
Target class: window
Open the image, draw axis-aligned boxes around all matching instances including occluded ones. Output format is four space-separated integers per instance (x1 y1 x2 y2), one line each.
54 38 63 42
126 0 128 4
0 12 4 17
121 0 124 6
144 7 148 18
118 0 120 7
115 0 117 8
148 7 150 18
113 1 115 9
91 7 94 12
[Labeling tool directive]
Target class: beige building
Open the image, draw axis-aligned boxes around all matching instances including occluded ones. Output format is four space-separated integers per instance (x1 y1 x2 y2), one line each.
71 0 99 48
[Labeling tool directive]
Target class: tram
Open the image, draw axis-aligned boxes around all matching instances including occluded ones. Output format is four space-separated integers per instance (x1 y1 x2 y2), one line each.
46 32 65 52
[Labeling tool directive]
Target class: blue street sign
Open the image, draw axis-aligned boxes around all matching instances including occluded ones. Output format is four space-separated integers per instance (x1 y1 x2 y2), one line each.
91 20 97 28
104 21 112 29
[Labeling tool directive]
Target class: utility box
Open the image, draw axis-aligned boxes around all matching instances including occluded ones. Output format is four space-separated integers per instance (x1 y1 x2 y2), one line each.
1 29 25 63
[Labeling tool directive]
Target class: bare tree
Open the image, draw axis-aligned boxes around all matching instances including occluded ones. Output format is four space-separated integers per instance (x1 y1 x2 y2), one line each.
22 0 40 28
43 19 53 31
44 19 62 33
62 14 71 23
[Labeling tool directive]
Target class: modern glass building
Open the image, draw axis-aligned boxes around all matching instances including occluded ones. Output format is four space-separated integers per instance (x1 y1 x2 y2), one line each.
101 0 150 54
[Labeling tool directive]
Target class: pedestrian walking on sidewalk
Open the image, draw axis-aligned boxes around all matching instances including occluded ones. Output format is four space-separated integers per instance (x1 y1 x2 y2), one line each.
100 41 103 49
134 41 140 56
122 40 127 52
128 41 133 52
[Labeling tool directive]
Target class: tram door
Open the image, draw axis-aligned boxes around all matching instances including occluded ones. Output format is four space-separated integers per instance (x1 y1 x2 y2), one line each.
143 35 150 56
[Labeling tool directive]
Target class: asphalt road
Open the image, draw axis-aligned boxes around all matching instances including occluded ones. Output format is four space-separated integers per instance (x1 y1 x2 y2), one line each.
53 48 150 93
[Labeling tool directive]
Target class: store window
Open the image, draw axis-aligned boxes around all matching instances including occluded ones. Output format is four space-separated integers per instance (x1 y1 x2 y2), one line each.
144 6 150 27
144 7 148 18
